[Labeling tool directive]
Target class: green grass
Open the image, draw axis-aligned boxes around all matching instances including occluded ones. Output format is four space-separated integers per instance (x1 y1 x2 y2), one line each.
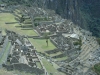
29 38 56 53
1 29 6 35
49 52 62 57
0 68 16 75
36 62 42 69
13 70 36 75
24 19 32 24
14 9 21 17
42 58 65 75
0 13 16 22
93 63 100 74
0 1 3 4
42 59 56 74
0 42 11 64
55 56 67 61
29 38 67 61
0 13 37 36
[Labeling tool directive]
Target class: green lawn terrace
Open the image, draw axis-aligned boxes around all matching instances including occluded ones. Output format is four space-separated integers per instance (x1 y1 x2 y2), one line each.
0 42 11 65
28 38 56 53
12 70 36 75
29 38 68 62
42 58 66 75
0 68 16 75
0 31 11 65
93 63 100 75
0 10 37 36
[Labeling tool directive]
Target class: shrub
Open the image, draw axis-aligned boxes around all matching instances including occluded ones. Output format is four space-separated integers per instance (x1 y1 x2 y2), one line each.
96 38 100 45
93 63 100 75
73 39 82 46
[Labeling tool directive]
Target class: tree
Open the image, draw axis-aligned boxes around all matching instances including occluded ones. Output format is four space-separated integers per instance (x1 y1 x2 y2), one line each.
44 30 50 46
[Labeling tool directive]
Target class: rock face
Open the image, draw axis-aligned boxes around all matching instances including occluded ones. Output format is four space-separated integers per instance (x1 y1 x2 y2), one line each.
46 0 82 26
31 0 82 28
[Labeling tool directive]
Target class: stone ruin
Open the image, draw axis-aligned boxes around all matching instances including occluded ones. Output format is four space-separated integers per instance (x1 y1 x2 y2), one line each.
36 20 73 35
2 30 45 75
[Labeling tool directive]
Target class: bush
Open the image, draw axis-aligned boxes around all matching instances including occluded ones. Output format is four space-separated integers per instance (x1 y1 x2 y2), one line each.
73 39 82 50
73 41 80 45
96 38 100 45
73 39 82 46
93 63 100 75
34 23 39 27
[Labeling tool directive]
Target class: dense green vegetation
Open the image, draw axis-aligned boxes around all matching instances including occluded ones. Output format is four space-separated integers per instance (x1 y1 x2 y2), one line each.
80 0 100 37
93 63 100 75
73 40 82 46
42 58 65 75
96 38 100 45
29 38 56 53
73 38 82 50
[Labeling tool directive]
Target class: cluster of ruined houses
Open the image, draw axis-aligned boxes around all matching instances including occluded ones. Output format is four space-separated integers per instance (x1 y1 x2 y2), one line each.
0 5 99 75
0 30 45 75
36 22 71 35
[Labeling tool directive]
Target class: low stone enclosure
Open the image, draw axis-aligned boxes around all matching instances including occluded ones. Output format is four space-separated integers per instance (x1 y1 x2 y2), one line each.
2 30 45 75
